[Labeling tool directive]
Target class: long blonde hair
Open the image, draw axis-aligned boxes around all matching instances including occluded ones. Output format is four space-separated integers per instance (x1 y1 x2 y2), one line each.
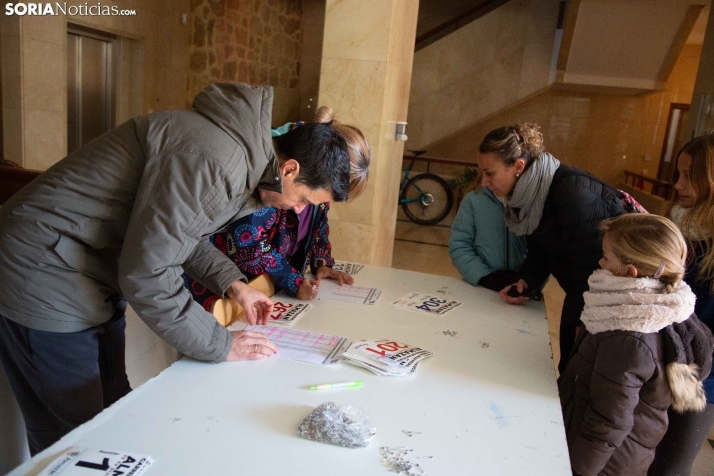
600 214 687 293
314 106 371 199
666 134 714 291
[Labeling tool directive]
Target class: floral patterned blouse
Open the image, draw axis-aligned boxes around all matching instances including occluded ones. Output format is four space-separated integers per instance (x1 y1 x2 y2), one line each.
184 203 334 311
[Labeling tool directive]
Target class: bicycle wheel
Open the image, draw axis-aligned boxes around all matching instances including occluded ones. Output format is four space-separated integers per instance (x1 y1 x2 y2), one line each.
400 173 453 226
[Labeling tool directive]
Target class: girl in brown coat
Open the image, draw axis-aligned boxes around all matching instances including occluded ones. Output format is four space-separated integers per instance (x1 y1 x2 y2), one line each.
558 214 713 476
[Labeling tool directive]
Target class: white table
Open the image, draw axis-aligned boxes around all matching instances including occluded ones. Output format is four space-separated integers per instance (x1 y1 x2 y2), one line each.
9 266 571 475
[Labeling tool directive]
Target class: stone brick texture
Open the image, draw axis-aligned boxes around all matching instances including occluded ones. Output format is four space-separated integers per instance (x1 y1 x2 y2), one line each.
188 0 303 105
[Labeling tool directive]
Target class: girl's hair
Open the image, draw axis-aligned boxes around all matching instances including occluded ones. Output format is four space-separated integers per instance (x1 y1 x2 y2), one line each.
600 214 687 293
665 134 714 291
478 122 545 167
314 106 371 200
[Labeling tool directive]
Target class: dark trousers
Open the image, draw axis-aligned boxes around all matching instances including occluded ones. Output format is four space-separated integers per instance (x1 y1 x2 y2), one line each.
648 403 714 476
0 309 132 455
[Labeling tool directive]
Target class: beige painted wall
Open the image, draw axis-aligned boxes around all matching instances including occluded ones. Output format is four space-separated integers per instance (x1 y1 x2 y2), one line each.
318 0 419 267
406 0 560 151
427 44 702 187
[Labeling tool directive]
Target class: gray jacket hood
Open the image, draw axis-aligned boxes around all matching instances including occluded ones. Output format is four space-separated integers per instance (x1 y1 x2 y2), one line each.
0 82 286 362
193 83 281 192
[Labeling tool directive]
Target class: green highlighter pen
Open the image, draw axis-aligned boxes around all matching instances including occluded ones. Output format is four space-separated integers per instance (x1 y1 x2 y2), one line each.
309 380 364 390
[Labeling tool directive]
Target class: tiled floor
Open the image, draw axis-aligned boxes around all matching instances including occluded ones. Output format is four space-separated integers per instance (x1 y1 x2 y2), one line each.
391 231 714 476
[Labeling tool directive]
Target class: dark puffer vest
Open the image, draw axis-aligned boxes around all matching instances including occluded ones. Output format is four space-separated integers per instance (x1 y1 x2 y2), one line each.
518 165 625 327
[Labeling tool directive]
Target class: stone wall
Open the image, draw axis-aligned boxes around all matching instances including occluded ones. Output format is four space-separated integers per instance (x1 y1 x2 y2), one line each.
188 0 303 123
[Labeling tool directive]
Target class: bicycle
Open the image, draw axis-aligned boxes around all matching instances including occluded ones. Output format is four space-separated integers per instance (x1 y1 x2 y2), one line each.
399 150 453 226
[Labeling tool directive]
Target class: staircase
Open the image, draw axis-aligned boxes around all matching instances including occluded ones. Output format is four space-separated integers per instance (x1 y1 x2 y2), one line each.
556 1 705 94
407 0 708 152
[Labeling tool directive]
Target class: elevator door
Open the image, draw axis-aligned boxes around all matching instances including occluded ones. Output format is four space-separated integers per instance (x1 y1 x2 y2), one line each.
67 31 113 154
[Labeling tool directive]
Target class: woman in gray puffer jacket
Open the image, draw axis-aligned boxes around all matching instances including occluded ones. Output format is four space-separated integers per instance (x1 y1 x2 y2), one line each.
558 214 713 476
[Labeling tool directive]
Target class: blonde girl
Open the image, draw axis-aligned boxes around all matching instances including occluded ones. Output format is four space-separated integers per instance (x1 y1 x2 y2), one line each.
650 134 714 476
559 214 712 476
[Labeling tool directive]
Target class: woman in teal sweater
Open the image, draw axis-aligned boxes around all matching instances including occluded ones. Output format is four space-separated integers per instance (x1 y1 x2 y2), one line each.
449 187 527 291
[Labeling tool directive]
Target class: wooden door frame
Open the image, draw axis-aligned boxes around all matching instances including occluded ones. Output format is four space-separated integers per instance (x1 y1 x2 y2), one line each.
657 102 690 183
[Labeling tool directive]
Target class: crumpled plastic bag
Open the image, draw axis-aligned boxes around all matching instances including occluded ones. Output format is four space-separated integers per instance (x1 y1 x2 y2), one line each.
297 401 376 448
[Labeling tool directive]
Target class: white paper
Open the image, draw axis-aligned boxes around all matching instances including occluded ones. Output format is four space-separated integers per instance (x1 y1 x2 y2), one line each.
38 447 153 476
332 261 365 276
341 339 434 376
245 325 352 365
317 279 381 305
391 292 462 315
344 357 421 376
268 301 311 324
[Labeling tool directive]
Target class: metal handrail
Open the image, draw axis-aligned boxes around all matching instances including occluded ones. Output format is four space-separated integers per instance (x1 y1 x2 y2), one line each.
415 0 510 51
402 155 476 167
623 170 673 199
402 155 477 175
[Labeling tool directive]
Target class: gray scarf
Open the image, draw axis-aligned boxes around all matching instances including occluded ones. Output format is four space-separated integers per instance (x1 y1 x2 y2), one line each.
504 152 561 236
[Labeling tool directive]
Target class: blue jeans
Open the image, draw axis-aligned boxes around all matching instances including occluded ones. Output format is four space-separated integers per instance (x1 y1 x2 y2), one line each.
0 307 131 455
